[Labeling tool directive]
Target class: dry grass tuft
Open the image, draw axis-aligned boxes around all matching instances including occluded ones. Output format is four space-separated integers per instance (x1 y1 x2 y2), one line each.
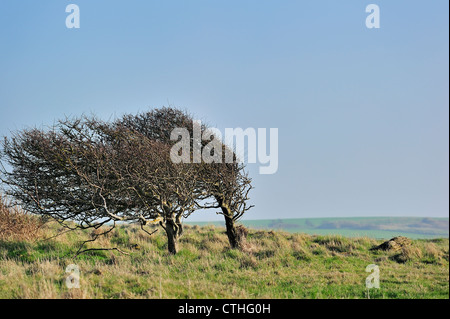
0 194 44 241
392 245 423 263
422 242 441 260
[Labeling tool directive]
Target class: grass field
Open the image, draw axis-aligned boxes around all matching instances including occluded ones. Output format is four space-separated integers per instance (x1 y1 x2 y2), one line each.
188 217 449 239
0 221 448 299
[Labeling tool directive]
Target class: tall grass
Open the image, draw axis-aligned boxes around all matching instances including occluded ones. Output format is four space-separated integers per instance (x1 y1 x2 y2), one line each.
0 221 448 299
0 194 44 241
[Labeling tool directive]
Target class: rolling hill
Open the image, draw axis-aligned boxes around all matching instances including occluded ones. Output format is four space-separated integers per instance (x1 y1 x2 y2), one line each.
187 217 449 239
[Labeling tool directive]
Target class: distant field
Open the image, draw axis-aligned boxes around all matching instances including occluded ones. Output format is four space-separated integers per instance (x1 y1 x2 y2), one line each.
187 217 449 239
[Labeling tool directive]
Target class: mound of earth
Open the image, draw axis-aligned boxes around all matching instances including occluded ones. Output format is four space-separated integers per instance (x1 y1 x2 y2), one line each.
370 236 412 252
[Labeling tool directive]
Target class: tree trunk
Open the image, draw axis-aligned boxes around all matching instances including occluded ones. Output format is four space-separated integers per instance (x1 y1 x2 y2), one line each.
222 207 240 249
175 214 184 238
164 219 179 254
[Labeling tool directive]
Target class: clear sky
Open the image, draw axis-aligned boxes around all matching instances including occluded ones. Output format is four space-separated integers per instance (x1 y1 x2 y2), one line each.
0 1 448 221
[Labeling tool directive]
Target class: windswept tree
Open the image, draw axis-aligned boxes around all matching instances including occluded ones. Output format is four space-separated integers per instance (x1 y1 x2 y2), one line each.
97 120 200 254
118 107 254 249
198 161 254 249
0 116 198 254
1 107 255 253
111 127 200 254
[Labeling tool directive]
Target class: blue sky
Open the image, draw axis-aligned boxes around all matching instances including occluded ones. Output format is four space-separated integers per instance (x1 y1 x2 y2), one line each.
0 1 448 221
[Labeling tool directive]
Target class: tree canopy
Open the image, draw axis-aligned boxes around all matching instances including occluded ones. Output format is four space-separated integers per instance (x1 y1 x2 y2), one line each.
0 107 253 254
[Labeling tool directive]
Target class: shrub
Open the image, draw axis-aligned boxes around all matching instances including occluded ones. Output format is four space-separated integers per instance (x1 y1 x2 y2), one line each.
0 194 43 241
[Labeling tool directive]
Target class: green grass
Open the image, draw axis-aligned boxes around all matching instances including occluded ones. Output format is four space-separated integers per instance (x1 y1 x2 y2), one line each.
0 222 448 299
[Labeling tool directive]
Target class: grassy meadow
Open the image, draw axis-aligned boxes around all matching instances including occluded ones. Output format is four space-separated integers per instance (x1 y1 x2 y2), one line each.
0 220 448 299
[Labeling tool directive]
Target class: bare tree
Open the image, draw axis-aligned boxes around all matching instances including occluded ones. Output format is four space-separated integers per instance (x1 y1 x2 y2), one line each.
1 107 254 253
198 161 254 249
0 116 198 254
119 107 254 249
113 129 200 254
